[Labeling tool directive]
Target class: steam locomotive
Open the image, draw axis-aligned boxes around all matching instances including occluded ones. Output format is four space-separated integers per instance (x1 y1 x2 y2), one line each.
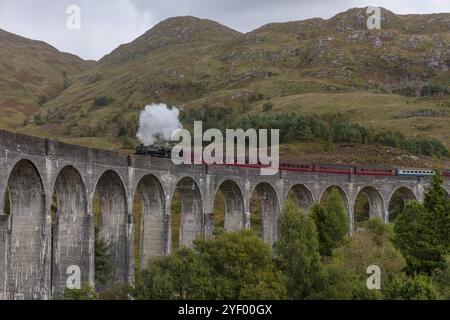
135 144 172 158
135 145 450 178
135 144 184 159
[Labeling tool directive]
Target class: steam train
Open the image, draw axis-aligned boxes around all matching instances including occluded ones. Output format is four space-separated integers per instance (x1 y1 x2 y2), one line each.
135 145 450 178
136 144 172 158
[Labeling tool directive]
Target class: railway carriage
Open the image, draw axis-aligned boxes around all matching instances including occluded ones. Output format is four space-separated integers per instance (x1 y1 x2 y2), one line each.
396 168 435 177
355 166 396 176
313 163 355 175
279 162 314 172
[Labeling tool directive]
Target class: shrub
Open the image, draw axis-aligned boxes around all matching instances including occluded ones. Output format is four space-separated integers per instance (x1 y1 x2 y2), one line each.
385 273 439 300
262 101 273 112
94 96 114 107
62 283 98 300
135 230 286 300
433 256 450 299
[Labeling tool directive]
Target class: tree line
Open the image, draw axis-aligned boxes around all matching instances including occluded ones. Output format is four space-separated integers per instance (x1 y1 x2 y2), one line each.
231 113 449 158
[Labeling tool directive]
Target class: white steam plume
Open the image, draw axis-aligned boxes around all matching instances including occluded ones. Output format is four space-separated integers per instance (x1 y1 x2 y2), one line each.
136 104 183 146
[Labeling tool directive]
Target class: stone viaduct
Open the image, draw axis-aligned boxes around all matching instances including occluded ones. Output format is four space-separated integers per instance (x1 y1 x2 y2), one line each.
0 129 448 300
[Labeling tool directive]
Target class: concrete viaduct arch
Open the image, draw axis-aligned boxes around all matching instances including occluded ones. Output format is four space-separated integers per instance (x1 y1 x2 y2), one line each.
169 176 204 250
133 174 166 269
248 182 281 245
0 130 443 299
213 180 245 232
4 159 47 300
285 184 315 211
353 186 385 219
51 165 89 297
92 170 129 288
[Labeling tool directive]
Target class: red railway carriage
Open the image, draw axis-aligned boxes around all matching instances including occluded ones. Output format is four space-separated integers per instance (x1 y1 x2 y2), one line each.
226 162 266 169
443 169 450 178
279 162 314 172
313 163 354 175
355 166 396 176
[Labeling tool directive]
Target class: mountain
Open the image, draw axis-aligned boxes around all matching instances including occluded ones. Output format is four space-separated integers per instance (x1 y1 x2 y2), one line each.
1 8 449 165
100 16 242 66
0 28 93 128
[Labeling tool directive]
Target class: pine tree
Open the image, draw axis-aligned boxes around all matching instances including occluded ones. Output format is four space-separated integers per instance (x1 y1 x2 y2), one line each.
423 169 450 252
274 201 326 299
312 188 349 256
394 170 450 274
94 226 115 287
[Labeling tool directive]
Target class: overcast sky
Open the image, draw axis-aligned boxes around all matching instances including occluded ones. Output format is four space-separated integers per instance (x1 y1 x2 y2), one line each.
0 0 449 61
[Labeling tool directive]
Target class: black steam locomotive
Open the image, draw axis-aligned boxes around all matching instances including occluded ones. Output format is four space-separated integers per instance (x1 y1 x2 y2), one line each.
135 144 184 159
135 144 172 158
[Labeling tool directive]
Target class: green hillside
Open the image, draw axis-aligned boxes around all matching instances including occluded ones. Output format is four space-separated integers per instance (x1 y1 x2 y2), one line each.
1 8 449 166
0 28 94 128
